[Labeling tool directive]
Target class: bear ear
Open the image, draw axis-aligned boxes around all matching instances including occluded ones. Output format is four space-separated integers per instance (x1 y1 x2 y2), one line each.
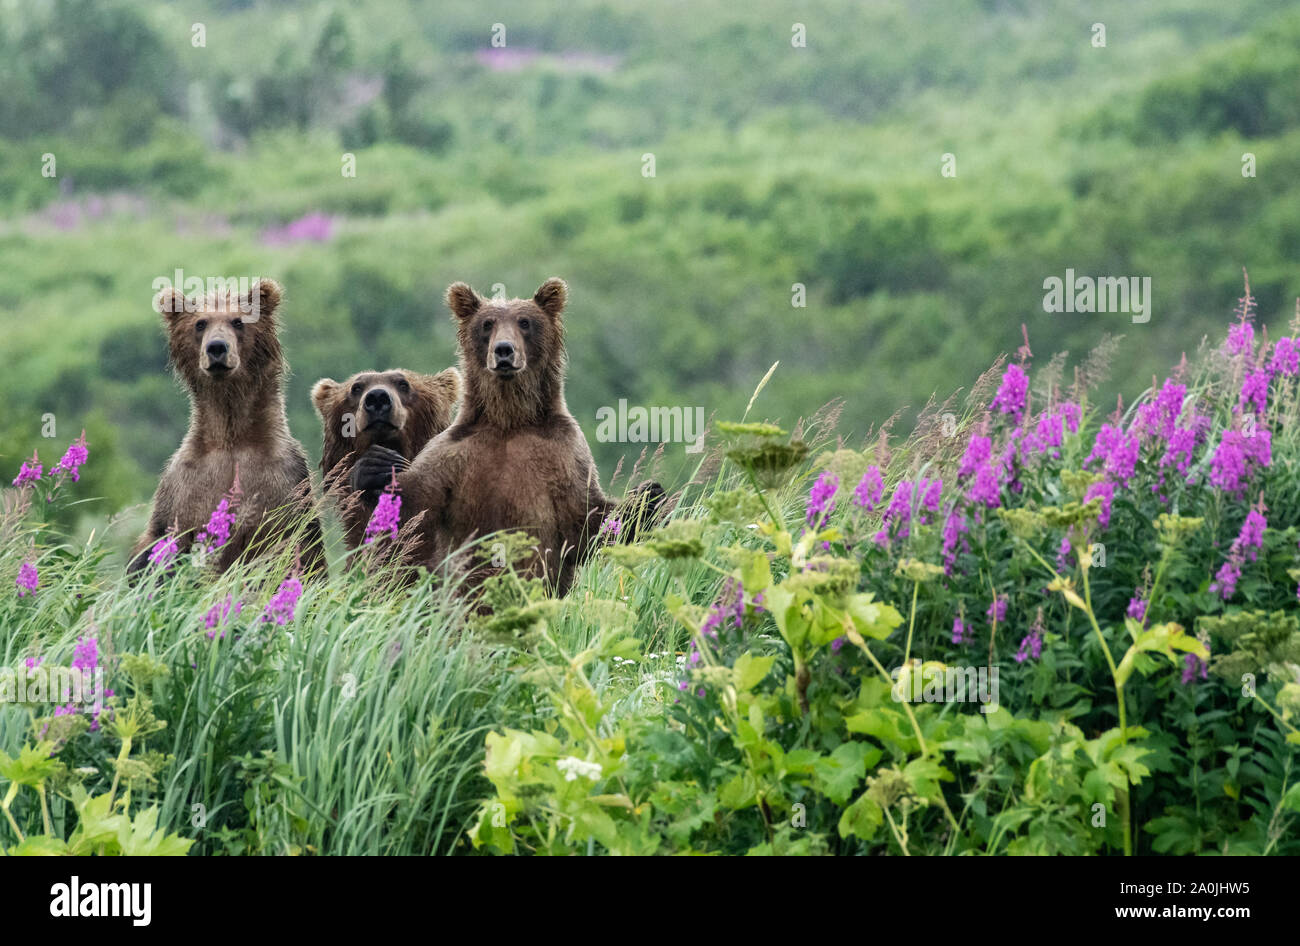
446 282 482 321
245 278 283 323
311 379 339 419
153 287 189 320
533 277 567 319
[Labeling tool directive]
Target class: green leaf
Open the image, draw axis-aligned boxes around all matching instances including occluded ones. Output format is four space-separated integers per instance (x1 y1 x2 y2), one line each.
738 550 773 596
813 742 881 805
845 593 903 641
902 758 953 802
733 652 776 693
838 791 883 841
718 771 758 810
765 585 810 654
6 835 69 856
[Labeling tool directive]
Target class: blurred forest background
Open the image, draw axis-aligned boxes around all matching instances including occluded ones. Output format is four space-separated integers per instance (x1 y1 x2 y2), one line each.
2 0 1299 547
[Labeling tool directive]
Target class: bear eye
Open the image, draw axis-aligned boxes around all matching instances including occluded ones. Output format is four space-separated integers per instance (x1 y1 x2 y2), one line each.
195 320 207 333
481 318 495 333
350 383 363 397
231 318 243 329
398 379 411 393
518 318 530 331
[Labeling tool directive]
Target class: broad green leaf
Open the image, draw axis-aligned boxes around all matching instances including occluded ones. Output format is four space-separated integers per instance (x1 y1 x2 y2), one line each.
838 791 883 841
733 652 776 693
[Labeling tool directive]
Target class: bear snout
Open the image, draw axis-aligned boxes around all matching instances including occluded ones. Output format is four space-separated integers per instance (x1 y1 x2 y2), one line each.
360 384 406 432
203 338 235 373
363 387 392 417
491 340 524 374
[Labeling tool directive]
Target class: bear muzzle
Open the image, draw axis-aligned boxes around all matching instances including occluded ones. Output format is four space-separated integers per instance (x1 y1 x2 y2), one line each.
490 340 525 375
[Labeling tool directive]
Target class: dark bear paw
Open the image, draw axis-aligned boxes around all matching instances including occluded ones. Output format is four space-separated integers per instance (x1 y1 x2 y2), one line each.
350 445 409 492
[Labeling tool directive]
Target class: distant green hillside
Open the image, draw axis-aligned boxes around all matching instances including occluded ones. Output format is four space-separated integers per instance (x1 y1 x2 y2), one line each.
2 0 1299 548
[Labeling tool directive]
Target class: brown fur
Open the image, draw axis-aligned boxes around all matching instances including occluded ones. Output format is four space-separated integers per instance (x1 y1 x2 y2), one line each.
128 278 325 576
312 367 461 548
351 278 661 596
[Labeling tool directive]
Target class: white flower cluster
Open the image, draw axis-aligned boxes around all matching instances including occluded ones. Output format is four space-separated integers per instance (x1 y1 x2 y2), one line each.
555 756 603 782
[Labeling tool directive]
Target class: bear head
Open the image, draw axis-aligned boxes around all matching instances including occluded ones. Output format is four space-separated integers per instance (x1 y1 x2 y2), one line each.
311 367 461 481
153 278 285 393
447 277 567 427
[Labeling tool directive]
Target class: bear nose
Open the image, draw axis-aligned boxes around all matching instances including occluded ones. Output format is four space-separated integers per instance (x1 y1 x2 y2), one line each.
206 340 229 362
493 341 515 362
363 388 392 415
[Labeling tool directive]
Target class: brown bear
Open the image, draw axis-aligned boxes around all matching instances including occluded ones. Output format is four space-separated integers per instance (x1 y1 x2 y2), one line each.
350 278 663 596
127 278 325 576
311 367 461 548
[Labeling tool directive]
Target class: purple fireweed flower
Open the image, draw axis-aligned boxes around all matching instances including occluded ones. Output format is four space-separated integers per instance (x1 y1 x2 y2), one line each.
999 429 1024 479
261 576 303 625
941 507 969 574
919 477 942 513
1238 369 1269 416
1181 652 1208 685
1238 507 1267 561
853 466 884 512
1134 381 1186 442
1211 503 1267 599
197 472 243 555
875 481 914 545
364 491 402 544
149 533 179 568
959 434 992 479
204 595 243 639
53 431 88 482
1016 610 1046 663
967 462 1001 508
1028 410 1065 456
1126 597 1147 624
986 597 1007 624
1060 401 1082 434
806 471 839 528
951 616 966 645
1014 629 1043 663
12 450 42 488
16 561 39 597
60 635 111 730
1210 429 1271 495
599 516 622 537
24 656 41 670
1084 479 1116 528
1225 319 1254 357
830 636 845 653
197 499 237 553
1268 337 1299 377
1212 556 1242 599
1085 423 1139 485
262 212 335 246
1056 535 1073 571
990 363 1029 423
1160 424 1199 475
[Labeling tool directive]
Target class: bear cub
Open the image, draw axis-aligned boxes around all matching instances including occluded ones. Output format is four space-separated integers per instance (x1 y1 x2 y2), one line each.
312 367 461 548
351 278 663 595
128 278 324 576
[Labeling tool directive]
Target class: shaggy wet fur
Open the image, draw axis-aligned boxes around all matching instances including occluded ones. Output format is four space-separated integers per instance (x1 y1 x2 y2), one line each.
352 278 663 596
312 367 460 548
128 279 325 576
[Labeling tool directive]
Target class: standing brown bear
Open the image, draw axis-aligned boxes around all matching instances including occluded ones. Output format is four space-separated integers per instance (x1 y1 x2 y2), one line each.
311 367 461 548
351 278 662 595
128 278 325 576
